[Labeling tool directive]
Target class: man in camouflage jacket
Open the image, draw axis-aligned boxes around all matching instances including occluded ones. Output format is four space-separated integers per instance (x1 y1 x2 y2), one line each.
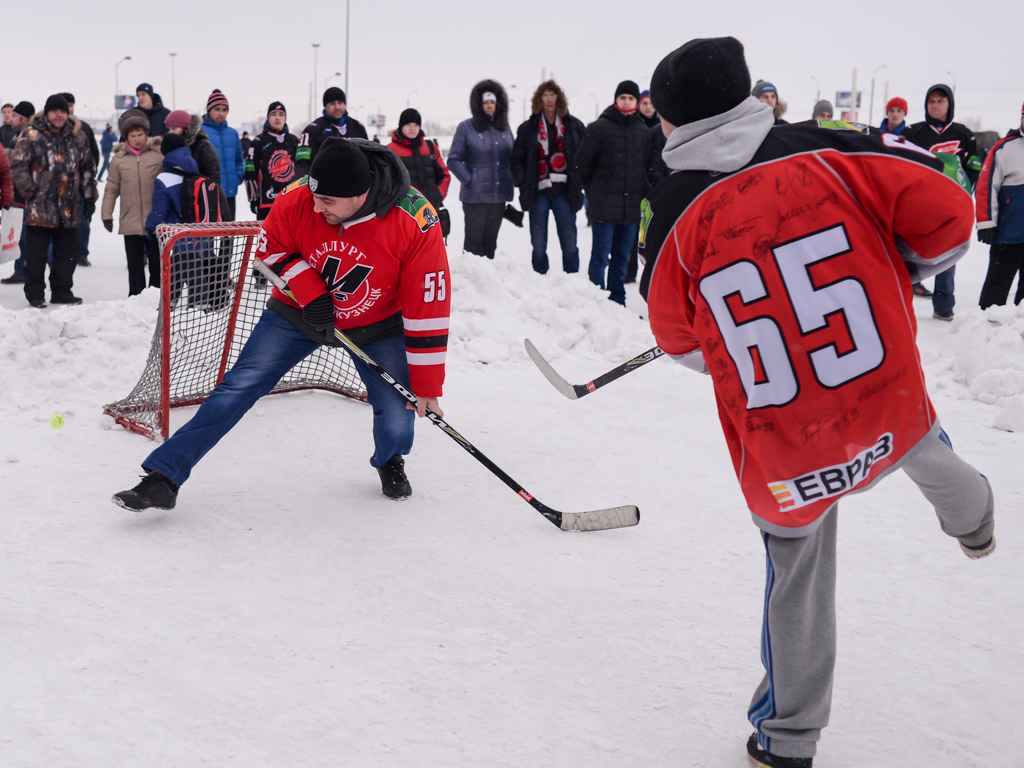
10 94 97 307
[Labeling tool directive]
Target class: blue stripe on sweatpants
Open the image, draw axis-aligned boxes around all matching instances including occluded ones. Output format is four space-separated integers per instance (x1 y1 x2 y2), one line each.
749 531 777 752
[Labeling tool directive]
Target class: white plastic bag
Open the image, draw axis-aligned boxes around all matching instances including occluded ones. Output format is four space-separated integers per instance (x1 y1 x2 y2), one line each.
1 206 24 264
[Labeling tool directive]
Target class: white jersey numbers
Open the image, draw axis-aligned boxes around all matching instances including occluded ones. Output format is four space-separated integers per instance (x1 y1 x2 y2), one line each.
423 271 446 303
699 224 885 410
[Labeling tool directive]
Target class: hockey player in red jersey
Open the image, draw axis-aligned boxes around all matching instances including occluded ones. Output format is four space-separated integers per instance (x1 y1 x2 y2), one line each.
114 137 450 508
641 38 995 767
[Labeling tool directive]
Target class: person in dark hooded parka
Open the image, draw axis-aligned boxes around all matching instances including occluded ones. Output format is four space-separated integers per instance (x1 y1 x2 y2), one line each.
447 80 515 259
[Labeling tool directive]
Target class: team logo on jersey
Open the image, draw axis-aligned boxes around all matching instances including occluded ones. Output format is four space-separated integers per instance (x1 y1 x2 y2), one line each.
768 433 893 511
929 139 962 155
816 119 865 133
267 149 296 183
639 198 652 248
397 189 439 232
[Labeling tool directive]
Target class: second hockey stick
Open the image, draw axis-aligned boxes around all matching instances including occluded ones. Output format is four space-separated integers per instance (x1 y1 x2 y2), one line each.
253 259 638 532
524 339 665 400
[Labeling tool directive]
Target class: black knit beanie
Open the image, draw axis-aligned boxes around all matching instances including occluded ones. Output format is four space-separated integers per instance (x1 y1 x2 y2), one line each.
650 37 751 127
161 133 186 155
267 101 286 115
43 94 70 114
398 108 422 130
308 137 372 198
323 87 346 106
615 80 641 100
13 101 35 119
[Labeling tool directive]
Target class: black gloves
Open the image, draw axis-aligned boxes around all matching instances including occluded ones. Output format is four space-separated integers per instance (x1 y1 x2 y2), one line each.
103 219 114 233
978 227 997 245
503 204 524 228
83 200 96 220
250 201 259 215
302 294 335 329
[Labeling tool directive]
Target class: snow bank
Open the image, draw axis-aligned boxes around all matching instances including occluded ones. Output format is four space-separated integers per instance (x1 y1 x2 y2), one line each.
446 249 654 369
921 302 1024 429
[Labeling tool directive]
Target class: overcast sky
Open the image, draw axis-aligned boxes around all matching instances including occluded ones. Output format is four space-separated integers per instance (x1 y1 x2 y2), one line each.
5 0 1020 135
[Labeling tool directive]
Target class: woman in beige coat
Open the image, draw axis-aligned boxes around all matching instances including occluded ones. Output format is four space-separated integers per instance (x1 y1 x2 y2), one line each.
101 109 163 295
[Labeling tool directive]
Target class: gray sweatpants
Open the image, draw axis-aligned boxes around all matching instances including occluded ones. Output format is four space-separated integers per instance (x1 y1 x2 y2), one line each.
747 427 994 758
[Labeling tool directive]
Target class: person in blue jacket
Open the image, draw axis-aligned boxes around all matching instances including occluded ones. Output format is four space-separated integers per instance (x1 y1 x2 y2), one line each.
201 89 244 220
146 133 209 308
98 124 117 181
448 79 515 259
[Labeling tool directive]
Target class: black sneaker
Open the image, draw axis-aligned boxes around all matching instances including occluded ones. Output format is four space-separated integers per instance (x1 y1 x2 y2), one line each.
1 275 26 285
28 298 46 308
933 310 954 321
50 294 83 305
78 259 92 267
377 455 412 500
912 283 933 298
747 733 813 767
112 470 179 511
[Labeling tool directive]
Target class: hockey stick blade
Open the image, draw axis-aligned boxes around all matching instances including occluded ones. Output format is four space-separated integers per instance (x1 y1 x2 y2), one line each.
559 505 640 532
253 259 639 532
524 339 666 399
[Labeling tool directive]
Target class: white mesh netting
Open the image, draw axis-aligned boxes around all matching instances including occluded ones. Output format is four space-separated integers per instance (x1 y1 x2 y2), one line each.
104 222 367 440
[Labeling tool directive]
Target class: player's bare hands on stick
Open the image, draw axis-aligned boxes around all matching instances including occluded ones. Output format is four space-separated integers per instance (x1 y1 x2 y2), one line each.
408 397 442 418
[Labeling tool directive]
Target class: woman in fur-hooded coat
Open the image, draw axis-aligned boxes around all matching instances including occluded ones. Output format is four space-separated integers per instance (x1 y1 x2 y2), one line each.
448 80 515 258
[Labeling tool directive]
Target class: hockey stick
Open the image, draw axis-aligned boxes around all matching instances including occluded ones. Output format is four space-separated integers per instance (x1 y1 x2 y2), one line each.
253 259 638 532
524 339 666 400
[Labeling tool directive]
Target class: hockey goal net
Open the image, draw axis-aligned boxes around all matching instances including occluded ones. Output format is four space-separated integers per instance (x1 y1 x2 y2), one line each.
105 221 367 440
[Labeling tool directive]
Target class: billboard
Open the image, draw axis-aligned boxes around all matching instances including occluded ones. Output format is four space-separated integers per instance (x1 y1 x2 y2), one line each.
115 95 138 110
834 91 862 109
367 114 386 127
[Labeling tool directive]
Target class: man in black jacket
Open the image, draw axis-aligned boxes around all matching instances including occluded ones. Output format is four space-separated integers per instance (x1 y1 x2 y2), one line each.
905 85 982 320
296 87 368 177
511 80 586 274
576 80 650 305
135 83 171 137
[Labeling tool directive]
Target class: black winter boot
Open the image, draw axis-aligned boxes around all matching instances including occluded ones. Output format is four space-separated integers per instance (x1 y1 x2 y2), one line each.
112 470 179 511
377 455 412 500
747 733 813 767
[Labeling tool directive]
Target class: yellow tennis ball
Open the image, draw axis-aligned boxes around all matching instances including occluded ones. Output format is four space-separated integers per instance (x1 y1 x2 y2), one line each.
49 414 65 429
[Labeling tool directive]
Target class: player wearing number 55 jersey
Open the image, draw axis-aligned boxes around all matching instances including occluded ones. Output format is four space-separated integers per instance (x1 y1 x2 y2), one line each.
642 38 995 767
113 137 449 509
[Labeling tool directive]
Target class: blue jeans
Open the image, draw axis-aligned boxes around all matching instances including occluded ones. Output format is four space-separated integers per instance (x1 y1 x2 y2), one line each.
98 151 111 181
529 194 579 274
932 265 955 314
588 222 638 305
143 310 416 485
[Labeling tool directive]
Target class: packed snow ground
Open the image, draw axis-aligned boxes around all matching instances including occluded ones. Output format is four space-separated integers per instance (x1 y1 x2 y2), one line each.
0 177 1021 767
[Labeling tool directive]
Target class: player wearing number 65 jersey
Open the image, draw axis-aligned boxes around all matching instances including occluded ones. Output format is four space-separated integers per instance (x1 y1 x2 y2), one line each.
113 137 450 509
642 38 995 767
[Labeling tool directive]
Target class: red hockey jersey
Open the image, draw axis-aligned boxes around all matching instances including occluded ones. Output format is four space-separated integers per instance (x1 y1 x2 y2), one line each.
257 181 450 397
640 123 974 536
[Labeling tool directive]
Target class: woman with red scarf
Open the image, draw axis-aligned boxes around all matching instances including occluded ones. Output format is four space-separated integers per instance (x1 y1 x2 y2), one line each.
510 80 586 275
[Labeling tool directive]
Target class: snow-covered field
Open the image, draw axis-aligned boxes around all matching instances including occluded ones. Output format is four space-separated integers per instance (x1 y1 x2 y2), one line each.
0 177 1021 767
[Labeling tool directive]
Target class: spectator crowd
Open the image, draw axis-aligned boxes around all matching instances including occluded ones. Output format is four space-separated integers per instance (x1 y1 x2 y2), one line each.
2 75 1023 315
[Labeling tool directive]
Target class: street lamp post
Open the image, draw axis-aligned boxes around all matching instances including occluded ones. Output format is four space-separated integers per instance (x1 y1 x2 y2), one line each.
947 71 957 95
312 43 320 123
326 72 342 88
406 89 418 109
115 56 131 113
169 53 177 109
869 64 887 126
345 0 350 96
810 75 821 103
